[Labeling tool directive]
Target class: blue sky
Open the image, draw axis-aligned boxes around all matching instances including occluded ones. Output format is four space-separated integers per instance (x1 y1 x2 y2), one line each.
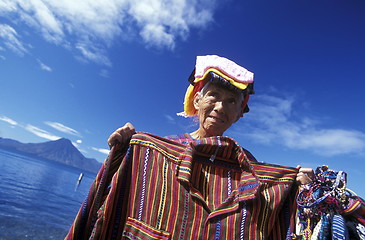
1 0 365 196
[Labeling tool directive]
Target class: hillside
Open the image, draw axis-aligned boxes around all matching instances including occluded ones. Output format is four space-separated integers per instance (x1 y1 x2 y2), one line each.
0 137 102 173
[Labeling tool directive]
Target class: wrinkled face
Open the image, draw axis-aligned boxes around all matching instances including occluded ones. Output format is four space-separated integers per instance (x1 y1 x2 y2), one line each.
193 83 244 137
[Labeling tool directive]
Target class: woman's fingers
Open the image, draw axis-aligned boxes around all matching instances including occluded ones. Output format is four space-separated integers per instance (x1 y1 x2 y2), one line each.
108 122 136 148
296 165 315 185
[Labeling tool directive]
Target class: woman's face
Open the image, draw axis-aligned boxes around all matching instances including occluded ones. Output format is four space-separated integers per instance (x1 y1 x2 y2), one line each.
193 83 243 137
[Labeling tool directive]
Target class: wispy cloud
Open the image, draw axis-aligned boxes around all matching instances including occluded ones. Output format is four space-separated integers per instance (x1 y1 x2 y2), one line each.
91 147 110 155
0 116 18 126
75 43 111 66
99 69 110 78
164 114 176 124
71 140 86 153
44 121 81 137
0 24 28 56
0 0 216 65
235 94 365 157
37 59 52 72
24 124 60 141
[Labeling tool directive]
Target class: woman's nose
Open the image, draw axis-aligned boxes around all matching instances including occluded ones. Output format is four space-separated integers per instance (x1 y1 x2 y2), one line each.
214 101 225 113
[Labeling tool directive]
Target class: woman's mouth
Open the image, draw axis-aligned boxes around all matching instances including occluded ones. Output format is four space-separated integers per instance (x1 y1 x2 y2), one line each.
209 116 224 123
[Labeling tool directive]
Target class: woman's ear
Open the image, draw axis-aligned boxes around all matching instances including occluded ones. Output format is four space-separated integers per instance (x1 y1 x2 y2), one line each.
193 92 201 111
234 110 244 123
235 95 248 122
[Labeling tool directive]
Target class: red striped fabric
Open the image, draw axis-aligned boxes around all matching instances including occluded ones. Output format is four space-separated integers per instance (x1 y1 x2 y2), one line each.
65 133 299 240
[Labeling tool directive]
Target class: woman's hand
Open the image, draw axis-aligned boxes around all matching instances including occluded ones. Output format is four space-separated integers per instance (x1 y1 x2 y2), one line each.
107 122 136 148
296 165 315 185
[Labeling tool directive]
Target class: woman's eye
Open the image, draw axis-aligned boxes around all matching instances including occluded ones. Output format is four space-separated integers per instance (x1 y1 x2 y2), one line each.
208 92 218 98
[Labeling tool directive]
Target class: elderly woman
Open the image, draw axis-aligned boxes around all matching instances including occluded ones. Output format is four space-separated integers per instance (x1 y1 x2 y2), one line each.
108 55 313 184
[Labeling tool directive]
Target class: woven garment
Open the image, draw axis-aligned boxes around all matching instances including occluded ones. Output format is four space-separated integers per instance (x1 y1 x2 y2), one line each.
65 133 299 240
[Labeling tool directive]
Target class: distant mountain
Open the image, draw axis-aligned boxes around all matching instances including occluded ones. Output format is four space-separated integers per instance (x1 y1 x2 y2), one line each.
0 137 102 173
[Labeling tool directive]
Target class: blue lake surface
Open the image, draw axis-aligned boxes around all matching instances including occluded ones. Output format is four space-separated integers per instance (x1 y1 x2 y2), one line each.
0 148 97 240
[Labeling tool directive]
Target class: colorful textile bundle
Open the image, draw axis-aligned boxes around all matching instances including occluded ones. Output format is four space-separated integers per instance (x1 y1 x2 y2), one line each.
295 165 365 240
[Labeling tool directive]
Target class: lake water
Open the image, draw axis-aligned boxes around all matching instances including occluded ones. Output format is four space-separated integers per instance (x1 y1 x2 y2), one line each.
0 148 97 240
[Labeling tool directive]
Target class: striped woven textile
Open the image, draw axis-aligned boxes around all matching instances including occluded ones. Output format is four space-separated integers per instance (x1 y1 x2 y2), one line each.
65 133 299 240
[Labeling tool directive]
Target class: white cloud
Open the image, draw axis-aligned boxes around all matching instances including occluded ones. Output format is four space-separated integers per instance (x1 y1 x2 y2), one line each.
0 24 28 56
129 0 213 49
291 129 365 156
37 59 52 72
140 23 175 49
0 116 18 126
236 94 365 157
24 124 60 140
91 147 110 155
44 121 81 136
0 0 216 65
